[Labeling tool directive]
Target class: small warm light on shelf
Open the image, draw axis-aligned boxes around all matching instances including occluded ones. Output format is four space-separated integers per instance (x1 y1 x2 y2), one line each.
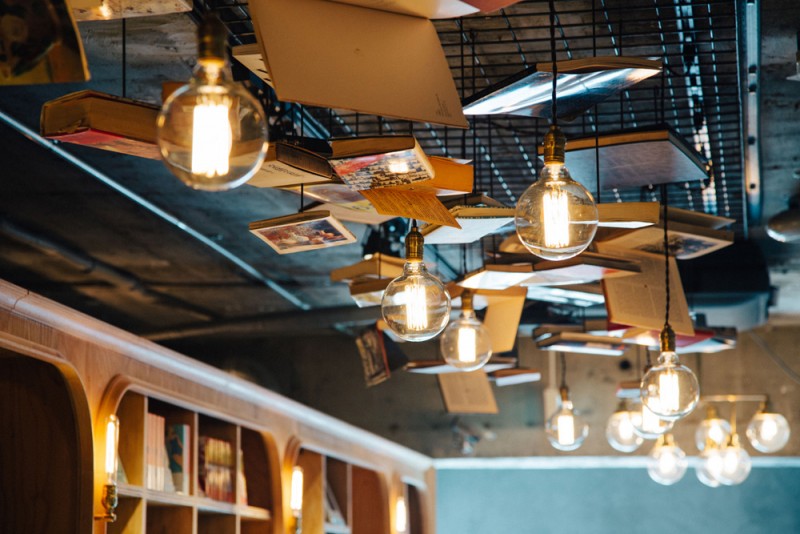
395 495 408 533
290 465 304 517
96 413 120 522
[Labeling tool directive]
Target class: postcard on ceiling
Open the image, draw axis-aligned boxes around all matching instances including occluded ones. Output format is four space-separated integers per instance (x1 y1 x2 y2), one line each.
249 210 356 254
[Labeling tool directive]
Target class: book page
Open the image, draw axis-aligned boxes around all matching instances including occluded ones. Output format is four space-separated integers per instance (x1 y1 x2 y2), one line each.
597 244 694 335
361 189 460 227
438 371 498 414
483 287 526 353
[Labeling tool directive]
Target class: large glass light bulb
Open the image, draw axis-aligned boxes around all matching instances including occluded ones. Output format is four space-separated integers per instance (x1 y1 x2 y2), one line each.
641 349 699 421
695 406 732 451
630 397 673 439
714 434 752 486
647 434 687 485
440 292 492 371
747 404 791 453
606 400 644 453
157 15 267 191
515 125 598 261
381 226 450 341
546 387 589 451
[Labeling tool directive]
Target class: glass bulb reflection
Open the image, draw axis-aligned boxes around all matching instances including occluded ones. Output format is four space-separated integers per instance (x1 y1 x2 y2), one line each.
714 435 752 486
647 434 687 485
440 310 492 371
695 411 731 452
515 162 598 261
630 398 673 439
640 351 699 420
747 410 791 453
546 393 588 451
606 401 644 453
382 261 450 342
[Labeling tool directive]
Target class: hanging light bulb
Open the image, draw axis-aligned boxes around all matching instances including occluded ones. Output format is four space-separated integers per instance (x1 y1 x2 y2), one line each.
640 326 699 420
546 386 589 451
747 400 791 453
695 405 732 451
696 445 724 488
381 224 450 341
515 125 598 261
157 14 267 191
514 0 597 262
630 389 673 439
440 290 492 371
647 433 687 485
714 433 752 486
606 399 644 453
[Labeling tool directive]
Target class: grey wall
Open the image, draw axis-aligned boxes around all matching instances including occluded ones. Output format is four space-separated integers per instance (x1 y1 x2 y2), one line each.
436 467 800 534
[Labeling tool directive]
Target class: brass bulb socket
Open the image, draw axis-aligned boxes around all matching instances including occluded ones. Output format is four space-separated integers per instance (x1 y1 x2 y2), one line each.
461 290 475 313
543 124 566 165
559 386 570 403
660 324 676 353
198 13 227 62
405 226 424 262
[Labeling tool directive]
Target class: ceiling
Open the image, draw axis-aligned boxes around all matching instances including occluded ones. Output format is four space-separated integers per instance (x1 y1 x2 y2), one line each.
0 1 799 446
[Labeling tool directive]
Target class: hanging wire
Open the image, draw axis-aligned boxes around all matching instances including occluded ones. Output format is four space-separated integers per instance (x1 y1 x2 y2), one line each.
549 0 558 127
121 18 127 98
662 184 671 329
559 352 567 388
299 184 305 212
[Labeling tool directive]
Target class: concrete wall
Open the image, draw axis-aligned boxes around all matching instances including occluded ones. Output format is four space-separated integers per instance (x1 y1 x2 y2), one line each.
436 466 800 534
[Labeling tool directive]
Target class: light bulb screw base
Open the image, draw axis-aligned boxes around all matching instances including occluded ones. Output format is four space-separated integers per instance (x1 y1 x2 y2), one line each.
559 386 570 403
198 13 227 63
461 290 474 313
660 324 676 352
95 483 118 522
405 226 424 262
543 124 566 165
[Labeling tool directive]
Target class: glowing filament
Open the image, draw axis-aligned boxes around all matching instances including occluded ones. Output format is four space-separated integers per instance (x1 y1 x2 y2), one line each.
708 422 726 446
457 327 477 363
642 405 661 433
760 417 779 441
290 466 304 516
105 414 119 484
542 188 570 248
404 283 429 330
192 99 232 177
618 416 635 441
557 413 576 445
659 371 680 413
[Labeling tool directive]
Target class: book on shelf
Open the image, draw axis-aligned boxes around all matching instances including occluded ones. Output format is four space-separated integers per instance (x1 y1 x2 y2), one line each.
329 136 435 191
541 127 709 189
597 243 694 335
199 436 235 503
145 413 175 492
2 0 89 85
248 0 468 127
40 90 161 159
462 56 661 120
355 323 409 386
249 210 357 254
331 253 406 283
597 202 661 229
165 423 191 494
438 370 499 414
535 331 629 356
419 194 514 244
458 264 534 290
72 0 190 21
360 188 460 228
247 138 335 189
349 277 393 308
488 368 542 386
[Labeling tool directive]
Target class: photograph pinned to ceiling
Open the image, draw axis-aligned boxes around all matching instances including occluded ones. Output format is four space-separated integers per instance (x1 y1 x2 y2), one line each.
0 0 90 84
355 322 409 387
248 210 356 255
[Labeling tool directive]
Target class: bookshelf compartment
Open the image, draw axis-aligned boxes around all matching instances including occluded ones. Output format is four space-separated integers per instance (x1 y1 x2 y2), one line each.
198 511 236 534
108 496 144 534
241 426 272 510
145 503 193 534
148 398 195 496
406 484 424 534
198 414 238 504
117 392 146 487
240 516 272 534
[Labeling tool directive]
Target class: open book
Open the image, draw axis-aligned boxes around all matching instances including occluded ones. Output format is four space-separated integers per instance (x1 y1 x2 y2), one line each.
420 194 514 244
249 211 356 254
462 57 661 119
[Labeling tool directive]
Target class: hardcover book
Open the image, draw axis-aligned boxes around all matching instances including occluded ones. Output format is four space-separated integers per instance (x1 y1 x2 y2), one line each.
331 253 406 283
40 90 161 159
248 139 335 189
329 136 435 191
249 211 356 254
166 424 190 494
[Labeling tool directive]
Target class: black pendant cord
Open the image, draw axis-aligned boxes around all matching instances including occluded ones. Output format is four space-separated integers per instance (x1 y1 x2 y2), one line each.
559 352 567 389
549 0 558 127
121 18 127 98
662 183 670 330
300 184 305 213
592 0 600 200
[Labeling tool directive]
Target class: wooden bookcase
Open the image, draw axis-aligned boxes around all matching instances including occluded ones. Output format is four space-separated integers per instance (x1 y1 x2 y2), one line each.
293 449 389 534
109 391 273 534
